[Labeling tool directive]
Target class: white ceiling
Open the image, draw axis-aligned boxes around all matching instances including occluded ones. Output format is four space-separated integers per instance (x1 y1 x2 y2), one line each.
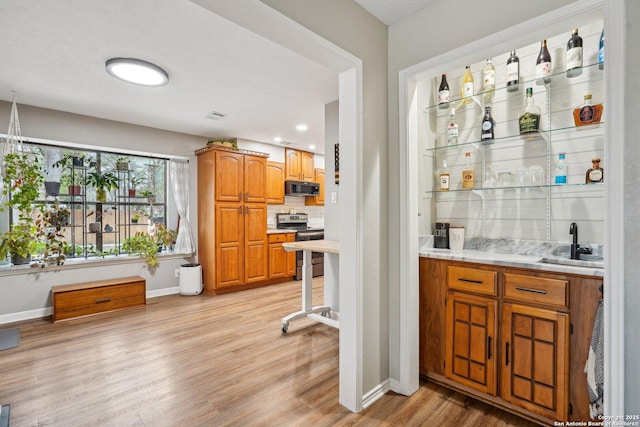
355 0 437 25
0 0 341 154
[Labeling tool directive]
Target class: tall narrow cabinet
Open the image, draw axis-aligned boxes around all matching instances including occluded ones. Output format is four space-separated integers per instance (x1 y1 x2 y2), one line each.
196 146 268 294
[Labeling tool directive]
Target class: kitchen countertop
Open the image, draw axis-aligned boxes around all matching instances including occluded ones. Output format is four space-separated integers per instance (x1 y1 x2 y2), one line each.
419 247 603 277
266 229 297 234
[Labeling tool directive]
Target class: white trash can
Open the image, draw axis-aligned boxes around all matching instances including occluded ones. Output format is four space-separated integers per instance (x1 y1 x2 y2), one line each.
179 263 202 295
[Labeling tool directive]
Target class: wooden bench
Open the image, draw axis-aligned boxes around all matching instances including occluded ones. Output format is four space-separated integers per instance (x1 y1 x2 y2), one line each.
52 276 146 322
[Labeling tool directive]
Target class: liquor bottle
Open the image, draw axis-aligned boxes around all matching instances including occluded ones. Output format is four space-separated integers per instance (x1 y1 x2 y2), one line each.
461 65 474 104
566 28 583 77
462 152 474 189
518 88 541 135
573 94 604 126
598 29 604 70
536 39 552 84
482 58 495 101
555 152 567 185
506 50 520 92
586 157 604 183
446 108 458 145
438 159 450 191
480 106 495 142
438 73 450 109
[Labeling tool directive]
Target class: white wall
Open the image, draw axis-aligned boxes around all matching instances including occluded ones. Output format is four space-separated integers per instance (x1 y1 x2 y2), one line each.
387 0 578 389
0 101 200 319
260 0 390 397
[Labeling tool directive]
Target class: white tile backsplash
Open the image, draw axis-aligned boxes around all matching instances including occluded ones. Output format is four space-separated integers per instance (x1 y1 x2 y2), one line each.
267 196 325 229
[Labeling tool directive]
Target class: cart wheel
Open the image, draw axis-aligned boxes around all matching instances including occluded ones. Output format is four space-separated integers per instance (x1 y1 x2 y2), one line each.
281 325 288 334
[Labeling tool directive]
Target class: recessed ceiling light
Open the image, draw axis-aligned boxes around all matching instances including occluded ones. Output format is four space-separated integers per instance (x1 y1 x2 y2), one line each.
274 136 282 143
105 58 169 87
309 145 316 150
296 123 308 132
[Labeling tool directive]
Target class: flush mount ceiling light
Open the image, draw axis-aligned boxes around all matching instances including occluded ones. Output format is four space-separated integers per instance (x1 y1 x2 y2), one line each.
105 58 169 87
296 123 308 132
274 136 282 143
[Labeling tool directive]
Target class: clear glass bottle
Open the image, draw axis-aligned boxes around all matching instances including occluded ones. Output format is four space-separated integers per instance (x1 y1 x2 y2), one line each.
447 107 458 145
518 88 541 135
573 94 603 126
586 157 604 183
536 39 552 84
506 50 520 92
438 73 450 109
554 152 567 185
482 58 495 102
461 65 474 104
462 152 474 189
438 159 450 191
481 106 495 142
566 28 583 77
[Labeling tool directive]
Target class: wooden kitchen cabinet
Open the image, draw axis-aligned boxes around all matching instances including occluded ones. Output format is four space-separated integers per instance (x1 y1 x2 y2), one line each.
266 161 285 204
445 291 497 395
419 257 602 425
285 148 314 181
268 233 296 279
305 168 325 206
197 146 269 294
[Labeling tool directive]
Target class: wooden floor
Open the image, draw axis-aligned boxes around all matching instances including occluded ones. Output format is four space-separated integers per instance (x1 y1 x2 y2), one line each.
0 278 537 427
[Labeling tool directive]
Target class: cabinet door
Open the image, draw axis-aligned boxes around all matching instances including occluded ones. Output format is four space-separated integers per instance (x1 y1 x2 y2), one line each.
301 151 315 181
244 155 267 203
268 243 287 278
244 204 268 283
285 148 301 181
215 204 244 288
305 168 325 206
445 291 497 395
266 161 285 204
286 233 296 276
215 151 243 203
501 302 569 421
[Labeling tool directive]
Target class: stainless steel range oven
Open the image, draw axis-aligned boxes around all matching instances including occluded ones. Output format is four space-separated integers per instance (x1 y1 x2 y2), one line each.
276 213 324 280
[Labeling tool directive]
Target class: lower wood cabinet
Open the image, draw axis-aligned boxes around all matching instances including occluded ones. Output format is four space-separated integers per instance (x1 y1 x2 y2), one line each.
420 257 602 425
268 232 296 279
445 291 497 395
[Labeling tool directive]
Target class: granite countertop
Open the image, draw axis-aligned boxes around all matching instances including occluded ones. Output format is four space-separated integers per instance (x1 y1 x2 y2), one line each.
419 236 604 277
266 229 298 234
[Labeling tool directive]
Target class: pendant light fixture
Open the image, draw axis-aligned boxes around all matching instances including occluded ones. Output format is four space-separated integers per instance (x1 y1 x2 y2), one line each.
105 58 169 87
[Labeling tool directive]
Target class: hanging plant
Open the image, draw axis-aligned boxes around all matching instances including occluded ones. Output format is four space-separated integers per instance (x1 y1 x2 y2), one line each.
1 152 44 216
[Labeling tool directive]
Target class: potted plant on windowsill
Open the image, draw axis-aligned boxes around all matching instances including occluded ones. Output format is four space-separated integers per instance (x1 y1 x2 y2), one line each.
86 169 119 203
140 190 155 205
150 222 177 251
32 201 70 267
0 222 37 265
121 232 158 266
128 173 145 197
53 152 88 195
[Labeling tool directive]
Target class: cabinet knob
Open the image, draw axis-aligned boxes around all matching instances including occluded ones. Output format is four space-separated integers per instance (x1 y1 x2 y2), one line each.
245 192 249 201
238 206 242 214
238 192 242 200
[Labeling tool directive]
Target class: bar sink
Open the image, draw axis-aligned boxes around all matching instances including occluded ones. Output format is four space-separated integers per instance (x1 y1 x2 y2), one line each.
539 255 604 269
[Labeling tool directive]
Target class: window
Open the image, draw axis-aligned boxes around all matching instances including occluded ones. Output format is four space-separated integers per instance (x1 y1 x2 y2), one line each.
1 142 170 262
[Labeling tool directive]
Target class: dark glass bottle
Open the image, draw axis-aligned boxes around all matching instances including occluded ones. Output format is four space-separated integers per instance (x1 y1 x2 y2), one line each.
506 50 520 92
438 73 450 109
566 28 583 77
536 40 551 84
481 106 495 142
586 158 604 183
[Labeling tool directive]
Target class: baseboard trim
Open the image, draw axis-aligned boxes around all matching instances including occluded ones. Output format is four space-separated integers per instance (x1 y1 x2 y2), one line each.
362 379 390 409
0 287 182 325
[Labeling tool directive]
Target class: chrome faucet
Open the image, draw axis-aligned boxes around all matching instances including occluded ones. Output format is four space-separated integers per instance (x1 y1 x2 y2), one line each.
570 222 592 260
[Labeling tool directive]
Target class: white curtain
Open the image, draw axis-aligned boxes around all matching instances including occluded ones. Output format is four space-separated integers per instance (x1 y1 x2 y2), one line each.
169 160 195 254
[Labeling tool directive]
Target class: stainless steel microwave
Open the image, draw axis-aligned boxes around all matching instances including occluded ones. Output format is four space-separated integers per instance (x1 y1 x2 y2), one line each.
284 180 320 196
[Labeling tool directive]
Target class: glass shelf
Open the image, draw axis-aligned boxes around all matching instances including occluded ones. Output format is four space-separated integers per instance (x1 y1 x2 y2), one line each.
426 181 604 195
423 61 604 114
423 122 604 154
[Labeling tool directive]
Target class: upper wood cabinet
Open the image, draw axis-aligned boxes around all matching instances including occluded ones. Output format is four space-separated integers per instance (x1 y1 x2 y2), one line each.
285 148 315 182
266 161 285 205
305 168 325 206
215 151 266 203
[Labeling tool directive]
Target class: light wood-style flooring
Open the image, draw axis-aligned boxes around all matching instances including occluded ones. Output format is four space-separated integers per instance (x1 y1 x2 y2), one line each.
0 278 537 426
